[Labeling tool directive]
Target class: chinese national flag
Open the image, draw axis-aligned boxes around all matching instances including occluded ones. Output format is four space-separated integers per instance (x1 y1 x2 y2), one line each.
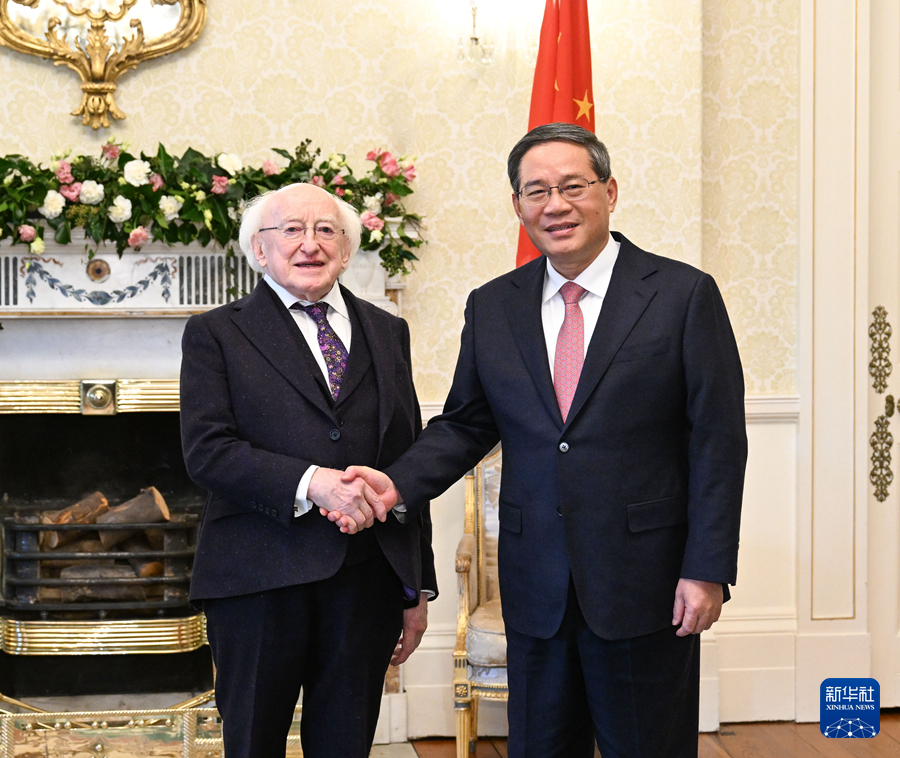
516 0 595 267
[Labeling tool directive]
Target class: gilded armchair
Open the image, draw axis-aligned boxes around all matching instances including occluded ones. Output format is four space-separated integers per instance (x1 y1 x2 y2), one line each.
454 446 507 756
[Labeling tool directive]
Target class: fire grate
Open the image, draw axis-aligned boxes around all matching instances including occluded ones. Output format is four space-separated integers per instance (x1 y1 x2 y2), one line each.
4 515 198 616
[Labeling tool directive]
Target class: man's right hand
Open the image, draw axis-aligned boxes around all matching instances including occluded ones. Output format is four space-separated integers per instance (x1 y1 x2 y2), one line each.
307 467 388 535
343 466 400 510
317 466 401 533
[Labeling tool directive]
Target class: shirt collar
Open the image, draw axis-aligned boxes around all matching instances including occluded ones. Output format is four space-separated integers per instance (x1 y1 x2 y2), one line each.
264 273 349 320
541 234 621 304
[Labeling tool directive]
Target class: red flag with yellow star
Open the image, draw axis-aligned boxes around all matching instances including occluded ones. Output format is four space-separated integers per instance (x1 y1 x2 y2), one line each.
516 0 594 267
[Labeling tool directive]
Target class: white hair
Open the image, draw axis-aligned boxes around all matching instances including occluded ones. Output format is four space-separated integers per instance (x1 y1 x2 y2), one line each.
238 183 362 274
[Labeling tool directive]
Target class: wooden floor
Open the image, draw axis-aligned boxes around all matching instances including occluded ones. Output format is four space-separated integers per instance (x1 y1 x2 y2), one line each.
411 710 900 757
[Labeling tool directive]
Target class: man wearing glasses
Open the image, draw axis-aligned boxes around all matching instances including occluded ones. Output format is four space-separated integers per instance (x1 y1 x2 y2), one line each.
179 183 435 758
344 123 747 757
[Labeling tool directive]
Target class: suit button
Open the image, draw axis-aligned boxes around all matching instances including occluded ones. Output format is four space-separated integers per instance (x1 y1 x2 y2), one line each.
330 429 341 441
556 505 562 516
559 442 569 453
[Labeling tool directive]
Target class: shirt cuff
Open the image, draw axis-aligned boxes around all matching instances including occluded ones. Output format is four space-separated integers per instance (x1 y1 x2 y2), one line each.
294 465 319 517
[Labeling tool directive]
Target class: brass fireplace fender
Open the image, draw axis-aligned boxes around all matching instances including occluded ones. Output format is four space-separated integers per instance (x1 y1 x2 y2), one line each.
0 379 179 413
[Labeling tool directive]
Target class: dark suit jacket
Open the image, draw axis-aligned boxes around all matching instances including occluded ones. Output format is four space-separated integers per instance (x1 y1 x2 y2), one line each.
387 232 746 641
180 280 435 602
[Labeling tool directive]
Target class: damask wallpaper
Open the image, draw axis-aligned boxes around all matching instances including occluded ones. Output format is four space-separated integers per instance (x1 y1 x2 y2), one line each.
0 0 797 399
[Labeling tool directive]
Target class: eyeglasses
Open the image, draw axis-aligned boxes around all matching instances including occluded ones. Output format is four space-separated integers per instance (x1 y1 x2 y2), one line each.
516 179 602 206
257 223 344 242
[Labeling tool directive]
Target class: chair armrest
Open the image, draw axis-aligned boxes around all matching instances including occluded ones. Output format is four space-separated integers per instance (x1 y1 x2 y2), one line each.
456 533 477 573
455 533 479 658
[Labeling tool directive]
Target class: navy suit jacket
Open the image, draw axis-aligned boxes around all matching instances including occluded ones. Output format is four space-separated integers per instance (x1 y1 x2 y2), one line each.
180 281 435 603
387 233 746 640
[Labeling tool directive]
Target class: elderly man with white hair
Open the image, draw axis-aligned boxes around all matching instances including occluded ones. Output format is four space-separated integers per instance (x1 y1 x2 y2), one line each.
179 182 435 758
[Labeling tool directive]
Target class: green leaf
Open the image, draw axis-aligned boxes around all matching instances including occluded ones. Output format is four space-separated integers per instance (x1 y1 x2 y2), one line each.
54 222 71 245
156 143 175 177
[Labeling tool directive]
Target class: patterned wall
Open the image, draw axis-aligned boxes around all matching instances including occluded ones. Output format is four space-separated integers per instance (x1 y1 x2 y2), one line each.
703 0 799 395
0 0 797 399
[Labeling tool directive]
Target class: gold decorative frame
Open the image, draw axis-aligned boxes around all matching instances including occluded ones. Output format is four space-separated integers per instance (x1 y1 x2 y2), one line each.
0 0 206 129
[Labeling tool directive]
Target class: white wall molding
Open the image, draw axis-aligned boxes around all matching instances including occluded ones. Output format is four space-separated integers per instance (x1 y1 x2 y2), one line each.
745 396 800 422
422 395 801 426
716 608 799 635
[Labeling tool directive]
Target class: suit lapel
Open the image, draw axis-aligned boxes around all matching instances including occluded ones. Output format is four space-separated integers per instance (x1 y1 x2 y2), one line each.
341 285 396 458
502 259 562 426
231 282 333 418
565 235 658 425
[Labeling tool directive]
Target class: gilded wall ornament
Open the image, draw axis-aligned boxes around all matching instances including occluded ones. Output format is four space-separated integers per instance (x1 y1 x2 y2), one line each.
871 415 894 503
869 306 892 393
0 0 206 129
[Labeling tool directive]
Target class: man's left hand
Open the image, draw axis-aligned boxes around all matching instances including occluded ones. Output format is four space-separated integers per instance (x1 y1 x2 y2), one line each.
672 578 723 637
391 592 428 666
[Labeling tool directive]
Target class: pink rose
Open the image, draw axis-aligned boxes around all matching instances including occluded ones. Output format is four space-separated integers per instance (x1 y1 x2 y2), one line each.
101 143 121 161
311 175 326 187
335 188 345 197
59 182 82 202
331 175 345 186
17 224 35 242
385 192 399 206
56 160 74 184
211 175 229 195
262 159 281 176
150 173 164 191
128 226 150 247
402 164 417 182
360 210 385 231
379 153 401 177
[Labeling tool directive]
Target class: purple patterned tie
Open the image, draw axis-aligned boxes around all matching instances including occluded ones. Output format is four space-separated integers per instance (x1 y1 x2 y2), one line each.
296 302 348 399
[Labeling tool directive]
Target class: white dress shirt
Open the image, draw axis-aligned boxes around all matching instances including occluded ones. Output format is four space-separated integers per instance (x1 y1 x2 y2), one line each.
541 234 620 380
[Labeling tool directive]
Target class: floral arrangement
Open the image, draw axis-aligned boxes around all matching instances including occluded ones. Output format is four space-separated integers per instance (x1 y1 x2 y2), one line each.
0 139 424 277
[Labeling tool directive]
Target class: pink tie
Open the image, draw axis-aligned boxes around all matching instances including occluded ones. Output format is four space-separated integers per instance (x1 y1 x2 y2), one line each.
554 282 586 422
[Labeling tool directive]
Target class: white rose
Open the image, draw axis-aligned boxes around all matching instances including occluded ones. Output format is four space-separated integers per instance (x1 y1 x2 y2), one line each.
217 153 242 176
30 238 45 255
79 180 105 205
158 194 184 222
370 229 383 243
227 198 246 221
107 195 132 223
38 190 66 219
123 159 151 186
363 194 383 215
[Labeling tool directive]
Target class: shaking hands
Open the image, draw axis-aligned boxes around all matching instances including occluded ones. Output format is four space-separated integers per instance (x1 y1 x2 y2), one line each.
308 465 400 534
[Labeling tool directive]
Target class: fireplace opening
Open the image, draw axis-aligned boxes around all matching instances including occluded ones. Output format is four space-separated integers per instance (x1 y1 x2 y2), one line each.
0 408 213 698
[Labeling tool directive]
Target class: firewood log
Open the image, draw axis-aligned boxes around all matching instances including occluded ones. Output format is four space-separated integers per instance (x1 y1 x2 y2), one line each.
120 535 164 578
40 491 109 549
40 538 110 569
59 565 147 603
145 529 165 550
97 486 170 549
